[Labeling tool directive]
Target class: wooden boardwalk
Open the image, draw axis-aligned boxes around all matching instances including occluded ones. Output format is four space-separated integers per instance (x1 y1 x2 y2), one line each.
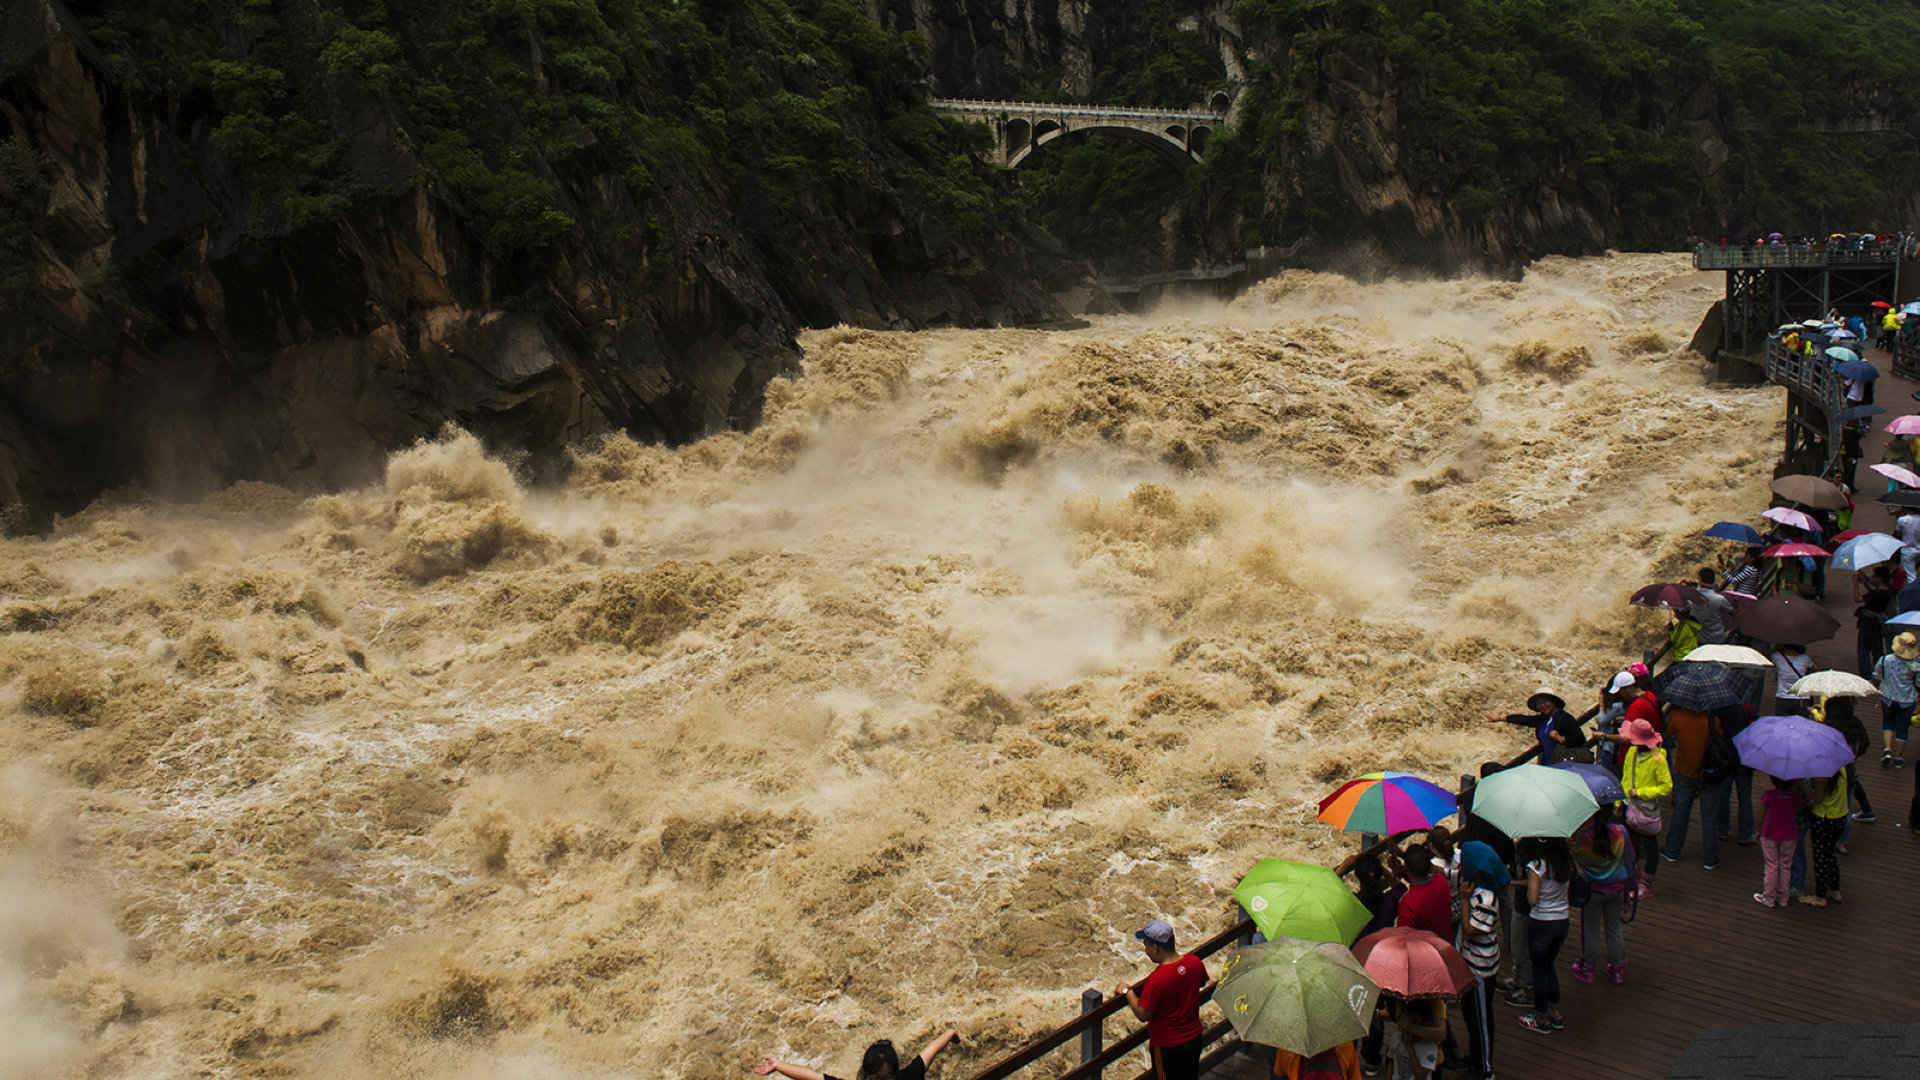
1209 345 1920 1080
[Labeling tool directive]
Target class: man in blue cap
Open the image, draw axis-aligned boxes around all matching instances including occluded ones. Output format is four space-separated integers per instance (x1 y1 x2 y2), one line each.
1115 919 1208 1080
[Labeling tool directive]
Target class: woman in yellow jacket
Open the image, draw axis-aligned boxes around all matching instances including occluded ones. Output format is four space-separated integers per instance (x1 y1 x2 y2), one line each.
1617 718 1672 899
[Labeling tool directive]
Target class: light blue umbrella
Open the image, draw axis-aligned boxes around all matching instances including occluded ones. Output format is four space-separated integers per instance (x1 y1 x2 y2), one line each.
1832 532 1904 571
1825 346 1861 363
1887 611 1920 628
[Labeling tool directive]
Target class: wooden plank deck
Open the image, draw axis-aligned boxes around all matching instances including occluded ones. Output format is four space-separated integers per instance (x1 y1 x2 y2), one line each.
1208 343 1920 1080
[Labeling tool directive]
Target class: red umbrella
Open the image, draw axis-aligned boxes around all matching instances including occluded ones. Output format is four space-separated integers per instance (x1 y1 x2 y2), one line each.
1761 543 1830 558
1828 528 1872 547
1352 927 1474 998
1630 582 1705 610
1873 301 1894 309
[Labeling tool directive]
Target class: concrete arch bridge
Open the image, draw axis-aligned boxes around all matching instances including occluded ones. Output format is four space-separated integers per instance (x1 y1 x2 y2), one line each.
928 97 1230 167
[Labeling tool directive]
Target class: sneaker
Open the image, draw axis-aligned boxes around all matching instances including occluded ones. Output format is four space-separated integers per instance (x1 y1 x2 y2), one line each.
1853 811 1878 823
1606 963 1626 985
1883 752 1896 767
1753 892 1773 907
1518 1013 1553 1034
1636 881 1653 900
1660 850 1680 863
1897 757 1908 769
1569 961 1595 984
1548 1012 1566 1030
1703 860 1720 871
1503 989 1532 1008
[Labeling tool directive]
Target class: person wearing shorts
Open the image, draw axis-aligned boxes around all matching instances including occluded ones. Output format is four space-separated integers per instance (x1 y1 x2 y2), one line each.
1872 632 1920 767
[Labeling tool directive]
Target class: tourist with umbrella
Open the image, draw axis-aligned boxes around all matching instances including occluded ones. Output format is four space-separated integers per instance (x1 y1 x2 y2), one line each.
1213 938 1376 1075
1352 928 1470 1080
1800 674 1882 827
1870 631 1920 768
1659 685 1736 871
1734 594 1842 644
1514 837 1575 1035
1233 859 1371 946
1853 564 1896 676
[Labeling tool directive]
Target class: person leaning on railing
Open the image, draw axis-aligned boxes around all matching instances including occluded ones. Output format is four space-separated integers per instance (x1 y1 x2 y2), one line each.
755 1031 961 1080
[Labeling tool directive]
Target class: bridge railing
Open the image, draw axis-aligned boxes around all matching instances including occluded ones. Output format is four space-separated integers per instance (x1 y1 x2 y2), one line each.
929 98 1226 122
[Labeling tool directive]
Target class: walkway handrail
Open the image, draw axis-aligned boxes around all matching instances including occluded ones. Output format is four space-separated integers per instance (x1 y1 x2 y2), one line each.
1764 335 1846 476
963 713 1590 1080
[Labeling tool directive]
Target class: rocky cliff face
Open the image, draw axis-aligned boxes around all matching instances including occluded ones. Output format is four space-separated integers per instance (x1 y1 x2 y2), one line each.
1 0 1062 523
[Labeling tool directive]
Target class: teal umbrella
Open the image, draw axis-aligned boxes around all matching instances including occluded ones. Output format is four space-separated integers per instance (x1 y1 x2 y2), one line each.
1467 763 1599 838
1232 859 1371 945
1212 938 1379 1055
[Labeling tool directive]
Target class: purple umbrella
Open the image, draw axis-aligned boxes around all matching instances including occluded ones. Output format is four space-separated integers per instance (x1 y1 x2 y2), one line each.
1548 761 1626 804
1733 715 1856 780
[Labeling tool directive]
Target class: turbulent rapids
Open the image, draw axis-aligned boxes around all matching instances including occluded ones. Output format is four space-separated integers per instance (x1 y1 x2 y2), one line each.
2 254 1781 1078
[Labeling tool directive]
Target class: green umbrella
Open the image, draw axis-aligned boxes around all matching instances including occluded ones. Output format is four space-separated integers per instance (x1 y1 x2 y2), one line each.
1212 937 1380 1055
1231 858 1371 945
1468 763 1599 838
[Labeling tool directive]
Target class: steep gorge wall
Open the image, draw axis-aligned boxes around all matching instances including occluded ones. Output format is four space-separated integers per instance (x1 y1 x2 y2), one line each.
0 0 1062 522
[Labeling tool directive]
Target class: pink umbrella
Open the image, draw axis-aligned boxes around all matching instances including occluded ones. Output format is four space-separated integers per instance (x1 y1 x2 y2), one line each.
1761 543 1829 558
1872 462 1920 488
1352 927 1474 998
1761 506 1818 531
1886 415 1920 436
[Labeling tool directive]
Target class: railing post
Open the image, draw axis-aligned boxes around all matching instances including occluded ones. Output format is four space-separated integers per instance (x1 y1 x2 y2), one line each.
1080 988 1104 1076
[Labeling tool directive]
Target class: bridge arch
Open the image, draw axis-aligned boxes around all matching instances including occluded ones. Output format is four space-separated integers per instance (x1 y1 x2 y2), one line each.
1005 121 1209 168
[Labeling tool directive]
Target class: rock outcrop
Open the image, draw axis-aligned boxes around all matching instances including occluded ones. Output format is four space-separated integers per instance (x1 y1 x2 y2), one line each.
1 0 1062 522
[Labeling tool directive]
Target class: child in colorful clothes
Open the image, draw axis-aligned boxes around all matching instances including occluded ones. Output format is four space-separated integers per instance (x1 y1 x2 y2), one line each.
1801 768 1850 907
1569 812 1632 984
1755 777 1802 907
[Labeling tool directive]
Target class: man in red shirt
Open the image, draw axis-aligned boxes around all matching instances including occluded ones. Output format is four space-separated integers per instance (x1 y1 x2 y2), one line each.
1116 919 1208 1080
1393 842 1453 940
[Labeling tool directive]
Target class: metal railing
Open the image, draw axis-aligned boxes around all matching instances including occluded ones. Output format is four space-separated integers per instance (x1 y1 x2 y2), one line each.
1693 240 1905 271
1764 335 1846 477
1894 332 1920 381
929 98 1226 123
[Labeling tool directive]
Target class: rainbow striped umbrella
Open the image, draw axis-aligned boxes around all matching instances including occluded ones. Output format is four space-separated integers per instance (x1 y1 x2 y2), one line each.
1317 772 1458 834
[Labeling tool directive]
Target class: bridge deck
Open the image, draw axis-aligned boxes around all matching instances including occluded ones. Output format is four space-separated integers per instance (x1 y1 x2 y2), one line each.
929 98 1225 123
1210 346 1920 1080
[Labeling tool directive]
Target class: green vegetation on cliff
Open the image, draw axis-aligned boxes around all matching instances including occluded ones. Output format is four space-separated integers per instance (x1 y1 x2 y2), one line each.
72 0 1008 276
1211 0 1920 251
993 0 1920 271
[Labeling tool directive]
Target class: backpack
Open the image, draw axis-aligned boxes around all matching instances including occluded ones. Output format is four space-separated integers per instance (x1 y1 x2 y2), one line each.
1701 725 1740 785
1568 870 1593 909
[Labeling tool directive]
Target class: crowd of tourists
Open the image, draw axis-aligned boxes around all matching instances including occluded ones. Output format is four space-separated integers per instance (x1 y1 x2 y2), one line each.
750 346 1920 1080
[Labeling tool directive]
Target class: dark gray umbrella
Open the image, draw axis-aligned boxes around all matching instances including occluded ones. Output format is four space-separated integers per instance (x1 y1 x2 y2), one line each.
1731 594 1841 644
1879 489 1920 508
1653 661 1754 711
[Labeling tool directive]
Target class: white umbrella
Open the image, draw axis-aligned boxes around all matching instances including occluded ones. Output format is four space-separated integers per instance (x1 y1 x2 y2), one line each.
1761 506 1818 531
1872 463 1920 489
1788 670 1879 698
1682 644 1773 669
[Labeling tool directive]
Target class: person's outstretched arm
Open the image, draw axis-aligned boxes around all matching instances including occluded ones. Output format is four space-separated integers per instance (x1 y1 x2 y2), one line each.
918 1030 961 1067
754 1057 826 1080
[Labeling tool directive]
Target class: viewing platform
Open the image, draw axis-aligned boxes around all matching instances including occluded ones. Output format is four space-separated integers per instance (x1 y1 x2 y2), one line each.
1695 237 1910 356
